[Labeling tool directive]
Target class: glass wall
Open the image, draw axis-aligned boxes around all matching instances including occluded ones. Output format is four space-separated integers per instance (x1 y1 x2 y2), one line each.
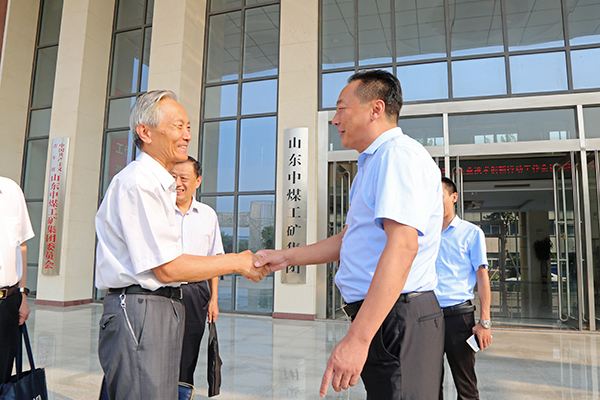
200 0 279 314
320 0 600 108
449 108 578 145
99 0 153 199
21 0 63 294
95 0 153 300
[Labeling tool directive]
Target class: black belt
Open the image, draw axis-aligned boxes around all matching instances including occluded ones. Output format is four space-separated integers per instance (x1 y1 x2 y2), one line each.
342 291 429 320
442 300 475 317
107 285 183 300
0 284 18 300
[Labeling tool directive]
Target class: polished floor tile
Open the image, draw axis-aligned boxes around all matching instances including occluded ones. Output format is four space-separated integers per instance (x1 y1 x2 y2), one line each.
20 299 600 399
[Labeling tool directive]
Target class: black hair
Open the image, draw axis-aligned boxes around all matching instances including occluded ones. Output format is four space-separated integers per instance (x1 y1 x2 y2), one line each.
177 155 202 178
442 177 457 194
348 69 403 120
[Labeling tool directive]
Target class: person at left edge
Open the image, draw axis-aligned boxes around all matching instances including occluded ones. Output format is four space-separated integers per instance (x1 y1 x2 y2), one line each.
0 176 34 386
95 90 270 400
171 156 223 386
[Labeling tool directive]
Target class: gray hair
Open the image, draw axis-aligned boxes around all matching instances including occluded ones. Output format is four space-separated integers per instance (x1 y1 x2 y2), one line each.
129 90 178 150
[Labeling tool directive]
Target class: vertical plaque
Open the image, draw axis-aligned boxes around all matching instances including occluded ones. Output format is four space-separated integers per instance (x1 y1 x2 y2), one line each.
42 137 70 275
281 128 308 284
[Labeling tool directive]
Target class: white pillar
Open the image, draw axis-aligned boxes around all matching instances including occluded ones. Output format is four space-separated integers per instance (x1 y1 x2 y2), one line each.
35 0 114 305
273 0 321 319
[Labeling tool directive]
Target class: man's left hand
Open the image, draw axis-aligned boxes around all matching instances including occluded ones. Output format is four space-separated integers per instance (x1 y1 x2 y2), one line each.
207 299 219 323
319 335 369 397
19 294 30 325
472 323 492 350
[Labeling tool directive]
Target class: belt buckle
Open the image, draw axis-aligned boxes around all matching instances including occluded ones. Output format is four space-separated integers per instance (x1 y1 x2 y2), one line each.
0 288 7 299
174 287 183 300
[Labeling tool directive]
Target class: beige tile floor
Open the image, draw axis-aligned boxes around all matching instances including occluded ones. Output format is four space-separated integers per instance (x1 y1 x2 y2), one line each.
20 299 600 399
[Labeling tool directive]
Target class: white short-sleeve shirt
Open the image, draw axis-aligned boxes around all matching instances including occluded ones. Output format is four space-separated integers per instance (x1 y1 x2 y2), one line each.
95 152 183 291
175 198 224 257
435 216 488 308
0 177 35 287
335 127 444 303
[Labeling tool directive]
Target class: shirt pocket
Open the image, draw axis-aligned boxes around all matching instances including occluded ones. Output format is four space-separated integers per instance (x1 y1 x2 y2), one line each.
3 216 21 248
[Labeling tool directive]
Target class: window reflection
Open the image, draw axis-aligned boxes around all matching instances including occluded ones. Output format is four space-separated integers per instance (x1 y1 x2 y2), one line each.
107 97 135 129
241 79 277 115
110 30 142 96
243 5 279 78
322 0 355 69
399 116 443 147
506 0 564 51
28 109 52 138
322 70 353 108
583 106 600 139
395 0 446 62
449 0 503 56
449 109 577 145
571 48 600 90
38 0 63 46
510 52 568 94
206 11 241 83
358 0 392 66
101 130 130 195
199 196 235 253
23 139 49 199
210 0 242 12
397 62 448 101
452 57 506 98
116 0 145 30
205 84 238 118
201 121 237 193
235 274 274 312
32 47 58 108
237 194 275 252
239 117 276 191
566 0 600 45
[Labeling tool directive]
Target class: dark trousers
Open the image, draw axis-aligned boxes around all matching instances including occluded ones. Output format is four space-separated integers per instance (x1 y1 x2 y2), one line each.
0 291 22 384
440 311 478 400
179 281 210 385
360 291 445 400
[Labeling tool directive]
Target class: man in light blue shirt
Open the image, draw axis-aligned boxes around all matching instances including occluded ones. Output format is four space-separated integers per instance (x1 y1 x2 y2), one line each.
255 70 445 399
436 177 492 400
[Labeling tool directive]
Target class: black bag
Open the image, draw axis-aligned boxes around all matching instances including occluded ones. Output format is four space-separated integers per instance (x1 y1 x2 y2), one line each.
207 322 222 397
0 323 48 400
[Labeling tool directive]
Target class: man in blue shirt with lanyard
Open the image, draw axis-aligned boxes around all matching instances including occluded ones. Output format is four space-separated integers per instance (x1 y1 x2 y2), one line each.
436 177 492 399
255 70 445 398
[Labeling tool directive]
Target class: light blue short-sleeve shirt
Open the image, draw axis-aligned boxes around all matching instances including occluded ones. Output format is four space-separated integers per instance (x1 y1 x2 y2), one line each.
435 216 488 308
335 127 444 303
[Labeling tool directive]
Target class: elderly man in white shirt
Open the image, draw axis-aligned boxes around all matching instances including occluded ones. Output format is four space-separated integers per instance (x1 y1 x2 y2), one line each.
171 156 223 385
95 90 270 400
0 177 34 385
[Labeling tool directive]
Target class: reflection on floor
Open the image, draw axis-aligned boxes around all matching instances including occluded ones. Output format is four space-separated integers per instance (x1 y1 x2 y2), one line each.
23 299 600 399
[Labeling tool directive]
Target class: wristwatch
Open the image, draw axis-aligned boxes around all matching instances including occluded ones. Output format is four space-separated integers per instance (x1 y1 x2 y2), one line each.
479 319 492 329
20 287 30 295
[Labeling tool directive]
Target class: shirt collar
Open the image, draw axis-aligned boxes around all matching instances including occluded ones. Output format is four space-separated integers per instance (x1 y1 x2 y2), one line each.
175 197 200 216
137 152 176 191
444 215 461 233
358 127 403 166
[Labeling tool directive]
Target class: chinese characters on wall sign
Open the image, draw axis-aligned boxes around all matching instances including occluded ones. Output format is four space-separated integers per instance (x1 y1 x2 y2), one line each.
42 138 69 275
281 128 308 284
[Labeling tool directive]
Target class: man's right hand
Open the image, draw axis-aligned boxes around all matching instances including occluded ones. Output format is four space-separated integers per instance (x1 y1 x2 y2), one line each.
254 249 289 272
238 250 270 282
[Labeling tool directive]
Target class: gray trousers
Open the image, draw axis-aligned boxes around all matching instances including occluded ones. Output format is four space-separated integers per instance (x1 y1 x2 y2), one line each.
98 292 185 400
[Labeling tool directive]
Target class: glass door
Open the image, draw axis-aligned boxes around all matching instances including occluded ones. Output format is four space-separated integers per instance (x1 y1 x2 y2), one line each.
327 161 357 319
553 153 584 330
